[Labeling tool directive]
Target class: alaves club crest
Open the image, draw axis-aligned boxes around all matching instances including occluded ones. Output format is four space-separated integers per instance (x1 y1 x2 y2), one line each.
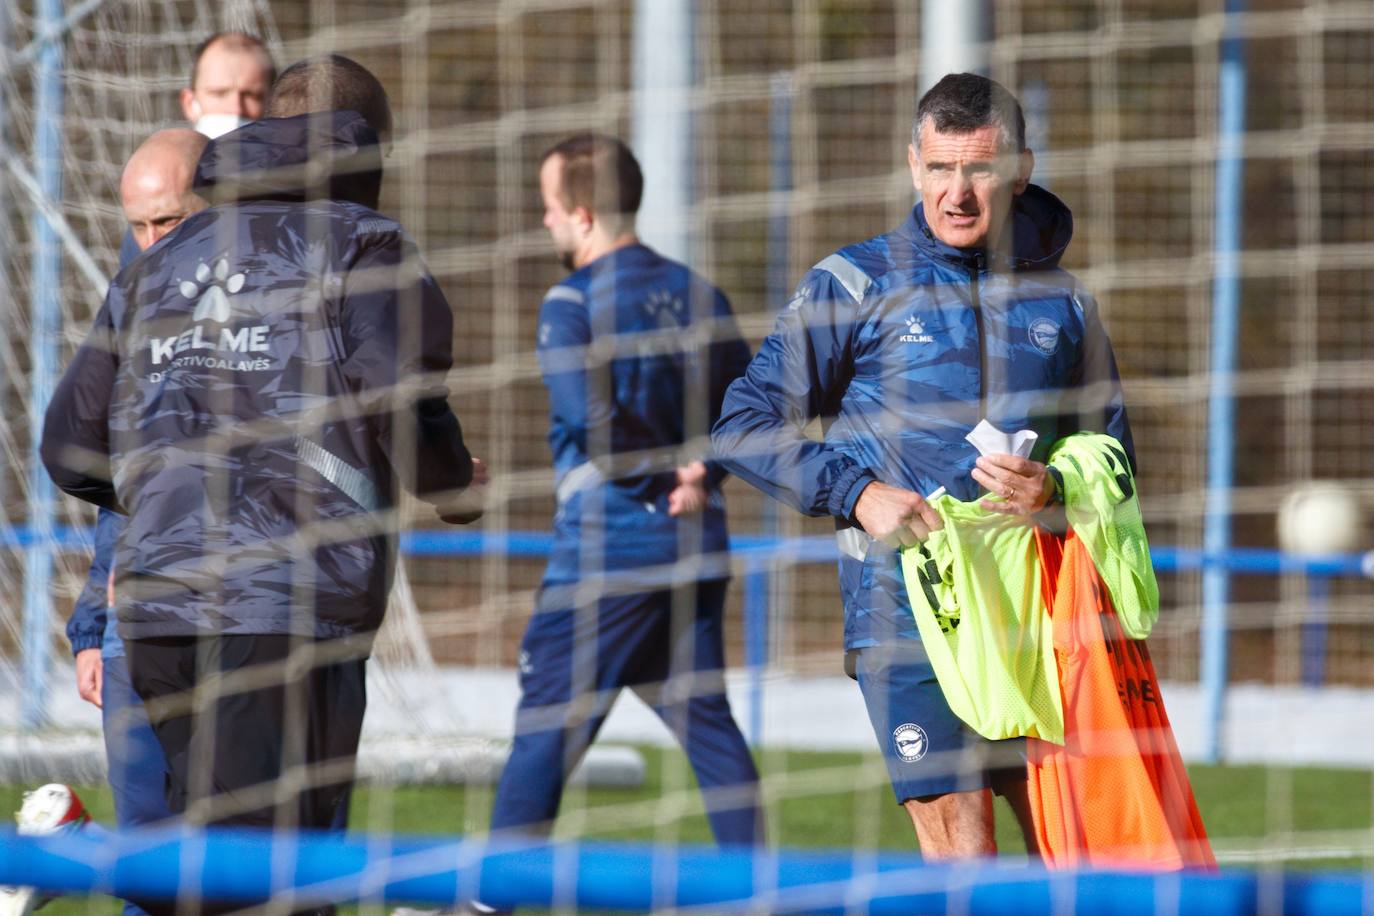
1029 316 1061 355
892 723 928 762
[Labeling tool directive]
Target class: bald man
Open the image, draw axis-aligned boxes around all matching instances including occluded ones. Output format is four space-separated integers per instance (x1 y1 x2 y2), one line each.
55 129 209 916
179 32 276 139
120 128 209 251
72 128 209 711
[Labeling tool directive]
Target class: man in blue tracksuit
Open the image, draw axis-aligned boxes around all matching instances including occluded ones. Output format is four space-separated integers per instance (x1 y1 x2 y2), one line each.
42 58 480 909
712 74 1134 858
487 134 762 849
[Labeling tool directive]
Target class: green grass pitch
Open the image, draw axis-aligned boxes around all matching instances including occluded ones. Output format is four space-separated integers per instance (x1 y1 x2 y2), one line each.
4 747 1370 914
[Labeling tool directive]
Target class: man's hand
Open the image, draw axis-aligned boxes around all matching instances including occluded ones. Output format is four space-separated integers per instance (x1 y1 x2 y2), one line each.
75 648 103 709
853 481 944 549
438 457 488 525
972 453 1055 515
667 461 709 517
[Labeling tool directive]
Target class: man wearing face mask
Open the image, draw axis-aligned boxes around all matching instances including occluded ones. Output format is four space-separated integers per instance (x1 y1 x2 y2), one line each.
179 31 276 140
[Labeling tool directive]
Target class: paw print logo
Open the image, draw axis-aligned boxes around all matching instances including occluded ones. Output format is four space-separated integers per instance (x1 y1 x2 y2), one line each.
180 258 246 324
643 288 685 328
899 314 935 345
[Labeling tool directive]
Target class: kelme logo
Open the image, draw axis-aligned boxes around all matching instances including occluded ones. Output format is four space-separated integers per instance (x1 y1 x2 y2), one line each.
900 314 934 344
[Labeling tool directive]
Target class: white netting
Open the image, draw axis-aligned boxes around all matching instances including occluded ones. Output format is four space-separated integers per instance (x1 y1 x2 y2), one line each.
0 0 482 781
1 1 1373 904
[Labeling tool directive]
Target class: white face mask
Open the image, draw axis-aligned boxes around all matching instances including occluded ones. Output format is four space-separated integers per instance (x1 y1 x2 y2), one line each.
194 113 249 139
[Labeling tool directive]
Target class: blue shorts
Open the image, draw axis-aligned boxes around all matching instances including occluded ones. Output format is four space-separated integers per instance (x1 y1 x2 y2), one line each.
850 644 1026 804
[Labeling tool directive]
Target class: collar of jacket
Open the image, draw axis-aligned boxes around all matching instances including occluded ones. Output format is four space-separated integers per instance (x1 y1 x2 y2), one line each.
902 183 1075 275
193 110 384 211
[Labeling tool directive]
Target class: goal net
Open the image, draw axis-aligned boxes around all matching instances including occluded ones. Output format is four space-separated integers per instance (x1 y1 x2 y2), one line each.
1 0 1372 910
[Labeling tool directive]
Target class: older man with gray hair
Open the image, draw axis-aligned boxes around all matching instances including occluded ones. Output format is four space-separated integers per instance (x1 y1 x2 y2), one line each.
713 72 1135 859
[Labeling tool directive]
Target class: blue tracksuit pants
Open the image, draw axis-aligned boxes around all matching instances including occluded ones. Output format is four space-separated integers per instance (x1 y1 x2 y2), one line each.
490 578 762 845
101 654 173 916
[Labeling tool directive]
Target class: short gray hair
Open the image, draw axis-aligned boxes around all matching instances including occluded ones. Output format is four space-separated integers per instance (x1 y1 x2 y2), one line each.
911 72 1025 153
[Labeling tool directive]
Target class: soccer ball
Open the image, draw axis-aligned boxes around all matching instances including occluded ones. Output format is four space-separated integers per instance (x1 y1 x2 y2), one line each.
1276 482 1366 557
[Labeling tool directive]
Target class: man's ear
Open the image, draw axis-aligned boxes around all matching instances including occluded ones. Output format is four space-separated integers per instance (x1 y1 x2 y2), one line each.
574 205 595 235
907 143 921 192
1013 147 1035 195
180 88 199 123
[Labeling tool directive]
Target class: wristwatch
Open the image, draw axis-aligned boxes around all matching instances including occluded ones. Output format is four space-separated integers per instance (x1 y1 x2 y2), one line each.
1044 465 1065 508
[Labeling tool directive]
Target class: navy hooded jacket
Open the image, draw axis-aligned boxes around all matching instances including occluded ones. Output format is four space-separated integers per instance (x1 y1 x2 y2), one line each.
711 186 1134 650
42 111 474 641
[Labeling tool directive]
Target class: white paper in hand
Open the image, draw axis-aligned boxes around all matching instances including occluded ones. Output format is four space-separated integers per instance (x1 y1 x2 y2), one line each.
965 419 1038 459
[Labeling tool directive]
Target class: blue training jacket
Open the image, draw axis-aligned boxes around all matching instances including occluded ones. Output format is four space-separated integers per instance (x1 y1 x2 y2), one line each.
67 507 122 656
711 186 1134 650
43 111 473 641
66 231 139 658
537 244 751 592
66 231 142 659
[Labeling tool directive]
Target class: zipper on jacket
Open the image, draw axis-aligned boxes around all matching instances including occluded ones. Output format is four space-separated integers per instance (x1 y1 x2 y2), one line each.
969 258 987 419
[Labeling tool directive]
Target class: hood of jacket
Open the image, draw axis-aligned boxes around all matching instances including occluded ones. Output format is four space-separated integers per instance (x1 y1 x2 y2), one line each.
193 109 383 210
910 182 1073 273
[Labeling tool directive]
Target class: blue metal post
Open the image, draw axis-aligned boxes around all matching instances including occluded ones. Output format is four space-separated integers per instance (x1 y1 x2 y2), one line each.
766 73 794 312
21 0 66 729
740 74 795 747
1021 79 1051 187
1299 576 1329 687
1200 0 1247 763
742 567 768 746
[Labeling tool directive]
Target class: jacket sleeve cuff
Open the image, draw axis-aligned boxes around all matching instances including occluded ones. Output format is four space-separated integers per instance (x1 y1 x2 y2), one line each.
828 463 878 520
67 594 108 656
68 633 104 655
703 460 729 490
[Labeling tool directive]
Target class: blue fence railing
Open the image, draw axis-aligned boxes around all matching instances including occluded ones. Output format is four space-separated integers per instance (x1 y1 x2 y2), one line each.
6 525 1371 751
8 525 1370 579
1 826 1367 914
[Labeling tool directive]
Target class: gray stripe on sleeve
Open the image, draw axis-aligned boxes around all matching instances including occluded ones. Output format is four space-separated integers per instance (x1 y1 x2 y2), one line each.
544 285 586 305
356 216 400 237
815 254 874 304
555 460 603 504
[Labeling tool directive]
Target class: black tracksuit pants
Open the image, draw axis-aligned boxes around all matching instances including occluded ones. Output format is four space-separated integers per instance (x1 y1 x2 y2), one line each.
125 634 366 915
